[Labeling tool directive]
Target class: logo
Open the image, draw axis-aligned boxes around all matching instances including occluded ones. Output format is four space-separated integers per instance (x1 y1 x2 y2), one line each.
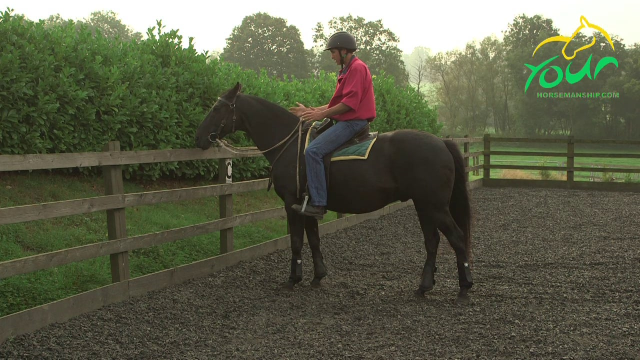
524 16 619 94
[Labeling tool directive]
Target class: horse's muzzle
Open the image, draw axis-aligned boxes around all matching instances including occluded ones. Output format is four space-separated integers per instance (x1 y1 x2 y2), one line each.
208 133 218 142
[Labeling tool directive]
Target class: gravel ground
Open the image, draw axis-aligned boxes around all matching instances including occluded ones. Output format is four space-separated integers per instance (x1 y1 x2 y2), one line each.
1 187 639 359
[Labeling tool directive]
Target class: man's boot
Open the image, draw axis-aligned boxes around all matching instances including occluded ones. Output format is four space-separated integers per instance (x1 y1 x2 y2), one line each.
291 196 326 220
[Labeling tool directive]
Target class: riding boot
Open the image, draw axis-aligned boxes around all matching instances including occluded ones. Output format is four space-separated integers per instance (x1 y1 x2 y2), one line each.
292 195 326 220
291 203 326 220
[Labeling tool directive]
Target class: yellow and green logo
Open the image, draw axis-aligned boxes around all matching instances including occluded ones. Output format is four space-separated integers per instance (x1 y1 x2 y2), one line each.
525 16 619 93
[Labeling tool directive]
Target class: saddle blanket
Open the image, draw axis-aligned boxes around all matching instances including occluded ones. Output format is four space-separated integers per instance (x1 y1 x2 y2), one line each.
304 120 377 161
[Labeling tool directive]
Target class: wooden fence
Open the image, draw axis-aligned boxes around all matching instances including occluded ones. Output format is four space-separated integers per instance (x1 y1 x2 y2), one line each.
3 134 639 343
481 135 640 192
0 137 482 343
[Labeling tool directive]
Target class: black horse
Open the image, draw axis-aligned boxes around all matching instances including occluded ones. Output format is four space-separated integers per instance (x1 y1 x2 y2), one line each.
195 82 474 304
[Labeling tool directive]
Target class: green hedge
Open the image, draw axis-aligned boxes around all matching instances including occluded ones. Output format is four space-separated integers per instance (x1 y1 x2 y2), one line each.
0 9 440 181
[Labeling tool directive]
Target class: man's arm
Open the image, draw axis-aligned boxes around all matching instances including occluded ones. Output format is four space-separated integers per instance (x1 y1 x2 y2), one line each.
321 103 351 118
301 102 351 122
290 103 329 117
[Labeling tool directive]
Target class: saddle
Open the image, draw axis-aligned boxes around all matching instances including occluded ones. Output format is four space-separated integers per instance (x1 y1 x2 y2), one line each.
267 118 378 199
303 118 377 160
302 118 378 191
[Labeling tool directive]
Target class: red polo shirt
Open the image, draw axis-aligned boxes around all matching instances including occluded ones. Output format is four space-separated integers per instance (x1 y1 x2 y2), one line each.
327 56 376 122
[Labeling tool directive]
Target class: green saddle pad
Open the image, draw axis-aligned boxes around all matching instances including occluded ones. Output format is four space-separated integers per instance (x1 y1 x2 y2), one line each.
330 138 376 160
304 120 378 161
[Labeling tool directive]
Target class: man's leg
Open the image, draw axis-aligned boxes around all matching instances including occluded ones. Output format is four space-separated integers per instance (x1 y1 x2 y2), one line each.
294 120 368 218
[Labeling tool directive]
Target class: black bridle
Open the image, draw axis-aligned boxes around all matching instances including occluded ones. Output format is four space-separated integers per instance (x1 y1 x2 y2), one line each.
208 95 238 143
204 92 311 198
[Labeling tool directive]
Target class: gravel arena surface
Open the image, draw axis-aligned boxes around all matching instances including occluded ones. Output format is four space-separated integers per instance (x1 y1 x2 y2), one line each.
1 187 639 359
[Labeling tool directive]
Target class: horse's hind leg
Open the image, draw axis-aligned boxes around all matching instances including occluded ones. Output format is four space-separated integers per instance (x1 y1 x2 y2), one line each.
434 209 474 304
304 217 327 287
415 209 440 297
284 206 305 290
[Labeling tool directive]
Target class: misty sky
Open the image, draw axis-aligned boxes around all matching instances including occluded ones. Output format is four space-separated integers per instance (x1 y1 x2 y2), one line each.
5 0 639 55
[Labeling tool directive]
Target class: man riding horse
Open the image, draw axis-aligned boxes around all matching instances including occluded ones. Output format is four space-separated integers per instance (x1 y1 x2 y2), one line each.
289 31 376 220
195 32 474 303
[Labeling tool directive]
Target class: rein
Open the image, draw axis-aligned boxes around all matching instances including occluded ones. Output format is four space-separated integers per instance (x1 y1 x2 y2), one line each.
209 95 309 199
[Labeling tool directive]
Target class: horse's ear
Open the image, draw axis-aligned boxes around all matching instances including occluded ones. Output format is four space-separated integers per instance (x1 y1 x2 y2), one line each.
233 82 242 94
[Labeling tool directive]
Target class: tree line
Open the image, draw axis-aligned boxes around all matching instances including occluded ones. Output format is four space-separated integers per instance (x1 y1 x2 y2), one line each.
19 9 640 140
425 14 639 139
219 12 409 86
205 12 640 140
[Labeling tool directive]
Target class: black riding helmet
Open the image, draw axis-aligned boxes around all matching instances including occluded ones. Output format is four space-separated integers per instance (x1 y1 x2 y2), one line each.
325 31 357 69
324 31 357 52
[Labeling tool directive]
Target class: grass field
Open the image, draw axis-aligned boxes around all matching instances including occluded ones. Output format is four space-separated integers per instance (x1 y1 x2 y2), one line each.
468 142 640 182
0 171 339 317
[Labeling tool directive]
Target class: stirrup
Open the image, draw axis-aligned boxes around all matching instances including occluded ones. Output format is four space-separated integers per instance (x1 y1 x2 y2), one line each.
301 195 309 212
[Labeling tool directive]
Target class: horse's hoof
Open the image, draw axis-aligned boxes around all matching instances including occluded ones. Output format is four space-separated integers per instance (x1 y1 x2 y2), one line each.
414 285 433 298
455 289 471 306
282 279 300 291
310 278 323 288
455 294 470 306
282 282 294 291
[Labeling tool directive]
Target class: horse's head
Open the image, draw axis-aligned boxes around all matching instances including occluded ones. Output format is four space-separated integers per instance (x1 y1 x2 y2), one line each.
195 82 242 150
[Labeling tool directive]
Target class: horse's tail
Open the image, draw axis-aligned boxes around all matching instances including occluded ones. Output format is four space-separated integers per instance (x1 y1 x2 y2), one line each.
443 140 472 261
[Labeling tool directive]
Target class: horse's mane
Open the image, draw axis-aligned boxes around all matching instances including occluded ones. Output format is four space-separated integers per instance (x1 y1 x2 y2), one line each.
240 93 300 121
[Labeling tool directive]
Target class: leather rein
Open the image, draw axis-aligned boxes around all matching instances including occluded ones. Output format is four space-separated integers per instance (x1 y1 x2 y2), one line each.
208 95 309 199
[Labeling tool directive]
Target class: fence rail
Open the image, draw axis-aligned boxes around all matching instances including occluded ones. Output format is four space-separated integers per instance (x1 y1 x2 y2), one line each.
6 134 636 343
0 136 481 343
0 147 262 172
482 134 640 190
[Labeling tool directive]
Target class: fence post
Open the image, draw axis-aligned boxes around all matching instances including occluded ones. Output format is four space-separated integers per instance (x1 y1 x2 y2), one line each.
473 156 479 176
219 159 233 253
463 135 470 182
483 134 491 181
567 136 574 183
103 141 130 282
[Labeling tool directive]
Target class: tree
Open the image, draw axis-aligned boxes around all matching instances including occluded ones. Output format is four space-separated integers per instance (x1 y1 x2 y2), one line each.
44 13 71 29
605 42 639 139
312 15 409 86
456 42 486 134
502 14 562 136
404 46 432 94
476 35 514 134
44 10 142 42
549 31 626 138
84 10 142 42
427 51 463 133
221 12 311 80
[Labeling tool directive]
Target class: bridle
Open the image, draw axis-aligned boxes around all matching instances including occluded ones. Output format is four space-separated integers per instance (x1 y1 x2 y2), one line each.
207 95 238 143
207 94 304 154
206 93 310 199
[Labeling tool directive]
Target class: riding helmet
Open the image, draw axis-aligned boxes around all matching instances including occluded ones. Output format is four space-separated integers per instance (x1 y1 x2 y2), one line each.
325 31 357 51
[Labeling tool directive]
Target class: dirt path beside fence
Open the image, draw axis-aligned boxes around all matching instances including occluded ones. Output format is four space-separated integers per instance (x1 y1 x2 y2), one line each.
1 187 638 359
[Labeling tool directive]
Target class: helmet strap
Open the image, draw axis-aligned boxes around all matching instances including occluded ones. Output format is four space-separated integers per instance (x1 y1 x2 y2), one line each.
340 49 345 70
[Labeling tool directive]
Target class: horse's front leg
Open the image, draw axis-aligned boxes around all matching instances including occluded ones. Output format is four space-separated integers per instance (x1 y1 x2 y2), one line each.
304 217 327 287
284 206 305 290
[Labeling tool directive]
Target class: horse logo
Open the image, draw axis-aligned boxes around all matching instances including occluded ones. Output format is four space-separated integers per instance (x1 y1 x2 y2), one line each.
532 15 615 60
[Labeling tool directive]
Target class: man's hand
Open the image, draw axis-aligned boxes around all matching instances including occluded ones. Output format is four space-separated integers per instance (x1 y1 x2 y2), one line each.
300 108 326 122
289 102 309 117
301 102 351 122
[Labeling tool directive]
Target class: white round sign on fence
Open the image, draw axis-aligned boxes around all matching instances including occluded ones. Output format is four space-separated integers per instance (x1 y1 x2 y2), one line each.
225 159 232 183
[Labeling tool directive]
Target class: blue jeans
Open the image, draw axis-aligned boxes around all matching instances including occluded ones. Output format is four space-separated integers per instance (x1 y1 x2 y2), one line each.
305 119 369 206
